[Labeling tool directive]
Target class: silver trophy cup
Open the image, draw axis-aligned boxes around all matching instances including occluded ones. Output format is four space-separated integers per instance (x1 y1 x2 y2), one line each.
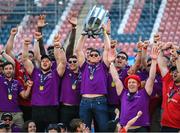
83 5 109 38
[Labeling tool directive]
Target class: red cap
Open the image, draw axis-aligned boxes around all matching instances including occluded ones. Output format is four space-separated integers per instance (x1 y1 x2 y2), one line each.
124 75 141 89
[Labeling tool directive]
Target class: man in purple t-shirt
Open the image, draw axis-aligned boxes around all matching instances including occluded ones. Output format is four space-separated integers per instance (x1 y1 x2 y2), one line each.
75 25 111 132
22 36 65 132
107 50 129 122
59 55 81 130
0 62 32 127
109 46 159 132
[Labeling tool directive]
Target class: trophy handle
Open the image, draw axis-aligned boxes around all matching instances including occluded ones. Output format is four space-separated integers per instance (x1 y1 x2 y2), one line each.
99 11 109 29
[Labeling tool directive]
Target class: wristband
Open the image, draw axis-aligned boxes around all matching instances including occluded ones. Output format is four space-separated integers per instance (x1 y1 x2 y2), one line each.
110 62 114 66
103 29 107 34
1 50 5 55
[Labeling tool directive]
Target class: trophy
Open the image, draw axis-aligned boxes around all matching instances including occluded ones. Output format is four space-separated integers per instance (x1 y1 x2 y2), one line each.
82 5 109 38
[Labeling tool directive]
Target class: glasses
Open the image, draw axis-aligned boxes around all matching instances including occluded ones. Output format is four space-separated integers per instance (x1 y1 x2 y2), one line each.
90 54 99 57
68 60 77 64
4 118 12 121
111 45 115 49
117 55 126 60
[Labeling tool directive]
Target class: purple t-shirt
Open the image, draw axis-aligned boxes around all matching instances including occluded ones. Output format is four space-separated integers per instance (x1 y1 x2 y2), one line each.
152 74 162 96
120 89 150 126
11 124 21 132
137 70 162 96
60 66 81 105
80 61 108 94
107 67 129 105
31 68 60 106
0 75 23 112
51 61 57 70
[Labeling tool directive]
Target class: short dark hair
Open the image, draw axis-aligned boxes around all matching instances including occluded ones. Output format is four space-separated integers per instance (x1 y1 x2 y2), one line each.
68 55 77 60
118 51 128 60
47 124 59 132
69 119 84 132
28 50 34 56
90 49 101 56
2 62 14 69
41 54 51 61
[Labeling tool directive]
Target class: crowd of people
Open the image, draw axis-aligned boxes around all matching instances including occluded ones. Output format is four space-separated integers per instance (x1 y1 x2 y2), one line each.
0 13 180 133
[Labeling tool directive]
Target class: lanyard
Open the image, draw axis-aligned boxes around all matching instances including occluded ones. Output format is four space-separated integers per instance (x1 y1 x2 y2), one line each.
88 63 99 80
4 79 14 100
40 71 51 86
127 91 138 101
69 72 81 90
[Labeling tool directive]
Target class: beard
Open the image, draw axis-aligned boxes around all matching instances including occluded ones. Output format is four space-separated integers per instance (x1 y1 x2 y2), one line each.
41 65 51 72
5 72 13 78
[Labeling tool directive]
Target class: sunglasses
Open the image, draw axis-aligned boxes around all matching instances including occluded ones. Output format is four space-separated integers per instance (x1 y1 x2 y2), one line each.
4 118 12 121
90 54 99 57
68 60 77 64
117 55 126 60
111 45 116 49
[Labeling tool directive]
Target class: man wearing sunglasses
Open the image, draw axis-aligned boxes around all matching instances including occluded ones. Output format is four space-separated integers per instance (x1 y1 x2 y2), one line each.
1 113 21 132
107 49 130 127
59 54 81 131
75 25 111 131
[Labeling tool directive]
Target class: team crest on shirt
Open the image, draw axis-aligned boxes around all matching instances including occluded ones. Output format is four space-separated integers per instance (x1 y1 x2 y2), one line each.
4 81 18 91
4 81 8 85
154 79 158 83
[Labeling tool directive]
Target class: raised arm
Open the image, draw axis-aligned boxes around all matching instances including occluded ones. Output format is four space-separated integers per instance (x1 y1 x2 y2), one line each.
157 42 169 77
176 54 180 73
124 111 142 131
0 50 15 66
141 41 149 69
54 34 66 76
5 27 18 58
102 20 111 67
22 38 34 75
37 15 47 56
110 62 124 95
66 12 77 58
75 35 87 67
134 41 143 70
145 46 159 95
20 80 33 99
33 32 42 63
